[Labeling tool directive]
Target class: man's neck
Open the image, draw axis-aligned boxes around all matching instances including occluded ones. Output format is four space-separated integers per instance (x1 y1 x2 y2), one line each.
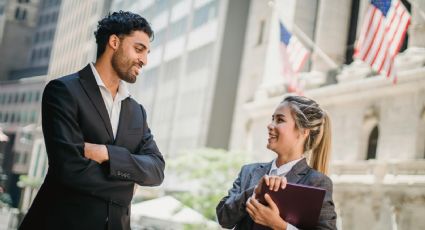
94 60 120 98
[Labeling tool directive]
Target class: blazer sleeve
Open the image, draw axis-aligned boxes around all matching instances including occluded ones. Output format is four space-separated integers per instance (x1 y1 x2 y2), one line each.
216 165 255 229
42 80 131 200
314 175 337 230
106 105 165 186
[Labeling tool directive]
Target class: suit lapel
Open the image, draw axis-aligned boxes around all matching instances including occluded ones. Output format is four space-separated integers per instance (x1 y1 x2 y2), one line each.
78 64 114 141
285 158 310 183
250 162 272 187
114 98 131 144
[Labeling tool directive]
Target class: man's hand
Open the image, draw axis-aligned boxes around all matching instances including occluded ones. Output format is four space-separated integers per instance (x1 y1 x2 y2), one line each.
246 193 287 230
84 142 109 164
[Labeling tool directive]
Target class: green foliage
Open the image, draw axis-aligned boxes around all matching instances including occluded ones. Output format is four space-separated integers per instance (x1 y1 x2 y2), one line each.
17 175 43 188
167 148 249 221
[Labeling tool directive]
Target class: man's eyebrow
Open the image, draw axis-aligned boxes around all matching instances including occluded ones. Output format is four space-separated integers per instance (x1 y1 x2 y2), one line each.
135 42 150 53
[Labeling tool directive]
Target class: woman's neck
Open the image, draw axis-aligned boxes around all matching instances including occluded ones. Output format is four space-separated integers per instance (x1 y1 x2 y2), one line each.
275 153 303 167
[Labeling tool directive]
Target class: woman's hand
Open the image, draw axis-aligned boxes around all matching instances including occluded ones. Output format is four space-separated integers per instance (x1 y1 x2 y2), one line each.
254 175 287 199
246 193 287 230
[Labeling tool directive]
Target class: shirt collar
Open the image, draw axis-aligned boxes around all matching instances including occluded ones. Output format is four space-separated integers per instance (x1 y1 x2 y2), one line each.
269 157 304 176
89 63 131 100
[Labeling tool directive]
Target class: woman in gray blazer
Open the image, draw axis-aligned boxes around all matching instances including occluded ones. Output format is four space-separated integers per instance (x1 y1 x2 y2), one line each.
216 96 337 230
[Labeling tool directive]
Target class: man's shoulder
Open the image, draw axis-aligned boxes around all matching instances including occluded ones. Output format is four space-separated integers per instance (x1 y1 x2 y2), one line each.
54 72 80 84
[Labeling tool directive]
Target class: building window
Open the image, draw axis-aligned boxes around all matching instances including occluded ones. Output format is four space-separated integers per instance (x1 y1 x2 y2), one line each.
192 1 217 29
169 17 187 39
15 7 20 19
35 91 41 102
257 19 266 46
21 9 26 20
418 108 425 158
366 126 379 160
152 29 166 48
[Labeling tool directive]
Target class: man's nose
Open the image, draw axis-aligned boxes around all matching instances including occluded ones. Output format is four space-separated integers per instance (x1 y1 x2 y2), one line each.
139 54 147 67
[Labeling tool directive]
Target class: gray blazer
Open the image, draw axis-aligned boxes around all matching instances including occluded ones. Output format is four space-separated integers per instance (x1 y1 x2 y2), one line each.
216 158 337 230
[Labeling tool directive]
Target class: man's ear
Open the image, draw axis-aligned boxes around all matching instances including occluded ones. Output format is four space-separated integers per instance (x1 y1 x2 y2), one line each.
108 34 120 51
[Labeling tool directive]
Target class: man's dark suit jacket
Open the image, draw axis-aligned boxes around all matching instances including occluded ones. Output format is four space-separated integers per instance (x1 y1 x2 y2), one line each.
19 65 165 230
216 158 337 230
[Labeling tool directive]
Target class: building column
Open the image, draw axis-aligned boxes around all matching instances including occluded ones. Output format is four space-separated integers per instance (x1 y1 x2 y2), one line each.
311 0 352 73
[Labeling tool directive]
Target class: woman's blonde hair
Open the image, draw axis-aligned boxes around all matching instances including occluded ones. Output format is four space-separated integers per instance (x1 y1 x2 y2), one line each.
282 96 332 175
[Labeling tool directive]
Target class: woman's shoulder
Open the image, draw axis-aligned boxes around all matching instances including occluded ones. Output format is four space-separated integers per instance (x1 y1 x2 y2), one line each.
241 162 270 170
304 167 333 189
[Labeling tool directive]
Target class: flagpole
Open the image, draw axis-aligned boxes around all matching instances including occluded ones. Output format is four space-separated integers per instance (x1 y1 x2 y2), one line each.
292 25 340 69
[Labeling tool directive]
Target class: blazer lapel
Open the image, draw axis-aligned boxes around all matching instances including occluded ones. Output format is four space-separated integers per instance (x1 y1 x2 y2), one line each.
114 98 131 145
285 158 310 184
250 162 272 187
78 64 114 141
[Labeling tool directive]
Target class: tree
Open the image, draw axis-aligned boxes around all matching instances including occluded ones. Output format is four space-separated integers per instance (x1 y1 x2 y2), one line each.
167 148 249 221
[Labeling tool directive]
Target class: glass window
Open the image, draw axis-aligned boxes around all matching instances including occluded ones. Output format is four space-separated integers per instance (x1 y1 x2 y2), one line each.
22 9 26 20
30 111 37 122
192 1 217 29
366 126 379 160
152 29 165 48
35 91 41 102
27 91 33 103
168 17 187 39
155 0 168 14
141 67 159 90
15 7 20 20
20 93 25 103
186 44 213 74
14 93 19 103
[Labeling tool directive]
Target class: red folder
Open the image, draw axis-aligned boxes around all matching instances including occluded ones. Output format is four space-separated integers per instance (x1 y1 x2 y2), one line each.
253 183 326 229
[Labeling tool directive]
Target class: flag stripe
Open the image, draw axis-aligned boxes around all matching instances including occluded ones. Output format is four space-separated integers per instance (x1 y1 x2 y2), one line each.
279 21 309 93
354 0 411 82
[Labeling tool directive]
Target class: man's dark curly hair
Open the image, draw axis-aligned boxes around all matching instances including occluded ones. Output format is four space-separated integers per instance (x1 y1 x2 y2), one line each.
94 11 154 59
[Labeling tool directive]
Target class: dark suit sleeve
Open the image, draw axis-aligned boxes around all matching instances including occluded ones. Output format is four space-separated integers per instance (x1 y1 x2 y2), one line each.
106 106 165 186
314 176 337 230
42 80 130 199
216 165 255 229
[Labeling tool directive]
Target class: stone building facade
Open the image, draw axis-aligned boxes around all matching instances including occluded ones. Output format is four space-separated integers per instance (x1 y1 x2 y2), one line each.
230 0 425 229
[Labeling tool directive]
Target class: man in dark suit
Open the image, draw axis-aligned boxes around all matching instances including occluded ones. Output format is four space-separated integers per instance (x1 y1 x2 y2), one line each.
19 11 165 230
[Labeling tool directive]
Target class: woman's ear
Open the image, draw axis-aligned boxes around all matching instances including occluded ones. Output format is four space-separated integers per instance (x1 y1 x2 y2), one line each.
299 128 310 140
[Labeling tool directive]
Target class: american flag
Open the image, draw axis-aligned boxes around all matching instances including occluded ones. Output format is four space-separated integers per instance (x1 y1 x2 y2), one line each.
354 0 411 82
279 21 309 93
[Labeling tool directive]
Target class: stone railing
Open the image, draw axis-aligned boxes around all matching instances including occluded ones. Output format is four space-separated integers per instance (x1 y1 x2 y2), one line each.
329 160 425 185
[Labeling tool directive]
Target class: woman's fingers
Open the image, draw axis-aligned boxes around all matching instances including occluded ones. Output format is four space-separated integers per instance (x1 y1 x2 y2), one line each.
264 193 279 213
268 176 281 191
281 176 287 189
264 175 270 187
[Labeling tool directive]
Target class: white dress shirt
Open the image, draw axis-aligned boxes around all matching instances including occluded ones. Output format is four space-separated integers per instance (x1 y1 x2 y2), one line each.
268 157 305 230
90 63 130 139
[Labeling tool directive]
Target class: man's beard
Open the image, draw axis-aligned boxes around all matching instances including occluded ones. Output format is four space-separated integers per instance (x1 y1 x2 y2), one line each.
111 48 137 84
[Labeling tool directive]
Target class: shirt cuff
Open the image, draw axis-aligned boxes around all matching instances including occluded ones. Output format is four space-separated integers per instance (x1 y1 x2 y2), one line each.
287 223 299 230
